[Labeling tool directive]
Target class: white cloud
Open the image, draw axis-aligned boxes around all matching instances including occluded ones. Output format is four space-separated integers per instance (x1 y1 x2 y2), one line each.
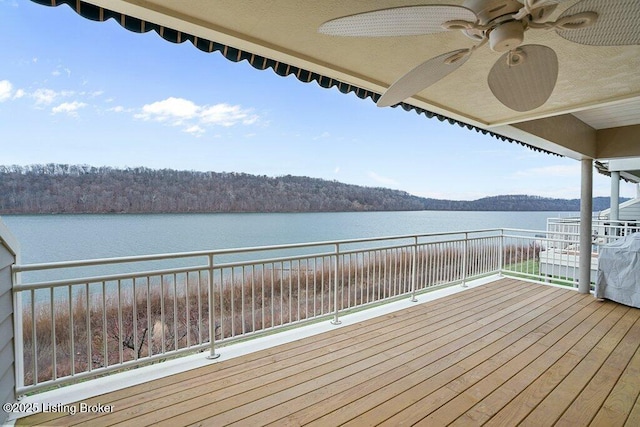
137 97 199 123
200 103 257 127
0 80 12 102
184 125 205 136
0 80 25 102
135 97 259 135
109 106 125 113
52 101 87 116
32 88 60 105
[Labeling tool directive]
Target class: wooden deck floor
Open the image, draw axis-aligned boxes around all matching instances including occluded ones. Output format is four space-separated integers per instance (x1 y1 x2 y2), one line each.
19 278 640 426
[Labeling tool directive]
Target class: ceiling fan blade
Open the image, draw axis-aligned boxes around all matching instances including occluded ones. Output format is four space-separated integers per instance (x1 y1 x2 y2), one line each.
555 0 640 46
377 49 471 107
318 5 477 37
488 45 558 112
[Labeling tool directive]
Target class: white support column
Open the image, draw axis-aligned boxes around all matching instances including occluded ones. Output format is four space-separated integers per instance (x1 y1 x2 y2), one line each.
610 171 620 222
579 158 593 294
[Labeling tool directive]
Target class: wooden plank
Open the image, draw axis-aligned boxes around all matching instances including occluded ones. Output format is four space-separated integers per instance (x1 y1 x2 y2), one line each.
21 279 519 426
22 280 509 426
427 297 618 426
24 279 517 426
377 293 605 426
336 290 580 425
309 287 578 427
625 394 640 427
488 304 637 426
23 280 634 427
591 345 640 426
251 287 575 426
147 280 546 426
554 315 640 426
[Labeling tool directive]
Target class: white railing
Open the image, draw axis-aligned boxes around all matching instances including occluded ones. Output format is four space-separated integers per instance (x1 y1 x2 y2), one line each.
500 228 593 287
547 217 640 247
11 224 632 395
12 229 505 395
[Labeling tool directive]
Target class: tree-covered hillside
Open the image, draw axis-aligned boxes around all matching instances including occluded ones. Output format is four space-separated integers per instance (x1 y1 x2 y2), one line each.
0 164 624 214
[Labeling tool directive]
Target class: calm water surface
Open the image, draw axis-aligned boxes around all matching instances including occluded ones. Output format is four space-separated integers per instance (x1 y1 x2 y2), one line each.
2 211 577 265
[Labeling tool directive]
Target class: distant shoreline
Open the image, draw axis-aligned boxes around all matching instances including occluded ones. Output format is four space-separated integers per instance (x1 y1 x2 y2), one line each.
0 164 623 214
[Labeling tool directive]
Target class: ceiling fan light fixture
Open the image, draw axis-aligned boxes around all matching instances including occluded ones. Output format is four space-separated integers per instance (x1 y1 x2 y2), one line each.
489 20 525 52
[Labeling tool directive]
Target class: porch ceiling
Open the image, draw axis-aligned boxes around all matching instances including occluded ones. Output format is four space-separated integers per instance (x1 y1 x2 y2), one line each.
64 1 640 160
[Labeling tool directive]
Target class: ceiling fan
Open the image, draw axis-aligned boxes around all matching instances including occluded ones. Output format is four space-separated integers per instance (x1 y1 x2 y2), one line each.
318 0 640 112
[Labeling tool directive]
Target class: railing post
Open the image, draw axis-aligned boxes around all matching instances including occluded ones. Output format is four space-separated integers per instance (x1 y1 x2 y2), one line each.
410 236 418 302
207 254 220 360
331 243 341 325
12 264 24 397
461 232 468 287
498 229 504 276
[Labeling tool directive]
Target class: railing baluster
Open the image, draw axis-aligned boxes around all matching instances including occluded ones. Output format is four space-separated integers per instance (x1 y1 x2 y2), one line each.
50 287 56 381
185 273 190 348
197 271 202 345
331 244 341 325
462 233 468 287
85 282 92 372
173 273 178 352
162 275 167 354
117 280 122 365
251 265 256 332
133 278 139 359
146 276 152 358
102 281 107 366
31 289 37 386
207 254 219 359
260 264 265 330
411 237 417 302
270 263 275 327
288 262 292 324
68 286 74 377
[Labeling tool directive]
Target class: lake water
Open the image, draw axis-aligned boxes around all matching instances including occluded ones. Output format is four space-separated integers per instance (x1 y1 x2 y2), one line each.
1 211 577 265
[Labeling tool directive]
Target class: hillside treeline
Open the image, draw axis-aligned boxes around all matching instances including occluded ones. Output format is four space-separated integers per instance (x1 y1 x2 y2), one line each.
0 164 621 214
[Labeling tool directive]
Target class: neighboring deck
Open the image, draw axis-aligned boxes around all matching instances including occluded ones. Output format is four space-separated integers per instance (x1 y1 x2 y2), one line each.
18 278 640 426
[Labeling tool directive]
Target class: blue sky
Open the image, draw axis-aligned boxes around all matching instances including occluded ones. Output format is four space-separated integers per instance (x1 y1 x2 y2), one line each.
1 0 636 201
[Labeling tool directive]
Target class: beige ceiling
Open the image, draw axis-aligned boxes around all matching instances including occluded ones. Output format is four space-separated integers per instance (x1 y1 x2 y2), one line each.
87 0 640 161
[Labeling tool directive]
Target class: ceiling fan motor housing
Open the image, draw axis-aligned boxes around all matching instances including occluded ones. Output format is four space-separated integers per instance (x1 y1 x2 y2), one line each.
463 0 529 51
489 20 525 52
463 0 524 25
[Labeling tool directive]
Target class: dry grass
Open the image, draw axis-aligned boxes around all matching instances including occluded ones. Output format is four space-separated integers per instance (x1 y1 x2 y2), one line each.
20 243 501 388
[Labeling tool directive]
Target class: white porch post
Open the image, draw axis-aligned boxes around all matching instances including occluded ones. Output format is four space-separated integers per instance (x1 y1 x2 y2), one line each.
579 158 593 294
610 171 620 222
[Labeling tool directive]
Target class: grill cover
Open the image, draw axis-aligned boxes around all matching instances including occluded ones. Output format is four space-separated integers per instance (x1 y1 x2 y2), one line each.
595 233 640 308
